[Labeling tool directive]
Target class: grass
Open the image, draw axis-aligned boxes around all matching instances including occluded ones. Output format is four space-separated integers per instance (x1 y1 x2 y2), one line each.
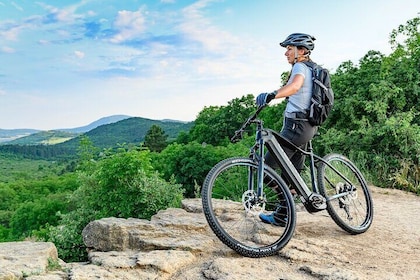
47 257 62 271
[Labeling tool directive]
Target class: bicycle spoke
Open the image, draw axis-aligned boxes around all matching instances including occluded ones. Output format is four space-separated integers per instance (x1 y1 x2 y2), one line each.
202 158 296 257
318 154 373 234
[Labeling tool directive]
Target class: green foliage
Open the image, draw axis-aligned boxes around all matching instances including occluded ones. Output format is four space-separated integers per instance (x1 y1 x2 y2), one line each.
46 257 62 271
0 225 11 241
316 16 420 193
152 141 249 197
48 206 94 262
188 94 255 146
0 155 66 183
143 125 168 152
49 148 184 262
259 102 287 131
0 173 79 241
10 193 69 238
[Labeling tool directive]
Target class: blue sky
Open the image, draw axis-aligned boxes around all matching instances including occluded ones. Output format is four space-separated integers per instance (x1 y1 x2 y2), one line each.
0 0 418 130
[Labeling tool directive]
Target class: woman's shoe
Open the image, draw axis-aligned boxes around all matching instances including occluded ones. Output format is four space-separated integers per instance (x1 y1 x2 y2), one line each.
259 212 286 227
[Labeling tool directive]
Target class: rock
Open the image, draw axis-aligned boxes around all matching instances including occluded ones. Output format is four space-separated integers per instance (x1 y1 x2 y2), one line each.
1 188 419 280
0 241 59 279
82 207 213 254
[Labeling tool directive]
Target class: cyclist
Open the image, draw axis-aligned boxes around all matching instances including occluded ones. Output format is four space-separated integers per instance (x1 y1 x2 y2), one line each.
255 33 318 226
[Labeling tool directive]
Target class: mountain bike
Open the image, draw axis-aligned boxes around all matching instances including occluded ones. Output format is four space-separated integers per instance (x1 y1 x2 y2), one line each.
201 105 374 258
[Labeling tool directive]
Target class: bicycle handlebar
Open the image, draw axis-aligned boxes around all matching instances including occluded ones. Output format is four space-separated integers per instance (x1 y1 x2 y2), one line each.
230 105 266 142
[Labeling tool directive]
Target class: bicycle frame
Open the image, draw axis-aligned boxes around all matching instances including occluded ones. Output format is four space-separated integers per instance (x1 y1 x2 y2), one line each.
258 127 358 206
261 129 313 201
234 105 363 211
234 107 313 204
246 116 315 204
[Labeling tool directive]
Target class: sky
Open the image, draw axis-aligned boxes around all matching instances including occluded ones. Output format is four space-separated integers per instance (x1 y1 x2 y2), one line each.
0 0 419 130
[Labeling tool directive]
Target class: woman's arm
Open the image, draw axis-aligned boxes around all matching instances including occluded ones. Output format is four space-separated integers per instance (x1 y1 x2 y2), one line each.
272 74 304 99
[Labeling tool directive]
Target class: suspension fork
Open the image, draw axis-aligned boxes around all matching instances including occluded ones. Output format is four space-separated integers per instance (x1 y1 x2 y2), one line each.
247 121 266 199
256 127 265 198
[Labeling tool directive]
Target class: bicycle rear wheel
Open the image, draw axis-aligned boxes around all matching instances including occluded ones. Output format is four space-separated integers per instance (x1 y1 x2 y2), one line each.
317 154 373 234
201 157 296 258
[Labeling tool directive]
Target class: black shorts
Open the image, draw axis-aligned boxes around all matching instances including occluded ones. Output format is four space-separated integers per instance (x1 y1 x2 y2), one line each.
265 117 318 172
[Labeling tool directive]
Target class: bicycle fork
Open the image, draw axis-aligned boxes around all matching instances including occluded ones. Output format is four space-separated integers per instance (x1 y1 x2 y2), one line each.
246 122 270 210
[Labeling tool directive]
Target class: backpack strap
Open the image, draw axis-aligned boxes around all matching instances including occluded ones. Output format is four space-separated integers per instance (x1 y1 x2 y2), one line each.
302 60 317 69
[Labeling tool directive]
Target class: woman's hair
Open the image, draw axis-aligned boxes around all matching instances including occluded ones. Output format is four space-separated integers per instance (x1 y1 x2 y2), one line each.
297 46 311 55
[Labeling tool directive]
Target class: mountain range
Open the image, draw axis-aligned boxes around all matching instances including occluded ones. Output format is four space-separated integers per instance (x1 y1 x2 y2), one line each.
0 115 193 159
0 115 132 143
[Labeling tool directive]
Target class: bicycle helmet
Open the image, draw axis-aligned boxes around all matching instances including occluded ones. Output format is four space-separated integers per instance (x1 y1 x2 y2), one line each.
280 33 316 51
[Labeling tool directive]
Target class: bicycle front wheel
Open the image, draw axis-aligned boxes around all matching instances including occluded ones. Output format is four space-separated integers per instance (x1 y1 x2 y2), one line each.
201 157 296 258
317 154 373 234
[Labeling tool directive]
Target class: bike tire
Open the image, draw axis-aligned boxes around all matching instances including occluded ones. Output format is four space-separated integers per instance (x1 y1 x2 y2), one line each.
201 157 296 258
317 153 373 234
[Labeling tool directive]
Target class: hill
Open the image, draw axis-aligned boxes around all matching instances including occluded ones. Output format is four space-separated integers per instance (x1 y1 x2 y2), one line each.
0 115 132 145
0 129 39 143
0 117 193 159
59 117 192 150
57 115 132 133
2 130 79 145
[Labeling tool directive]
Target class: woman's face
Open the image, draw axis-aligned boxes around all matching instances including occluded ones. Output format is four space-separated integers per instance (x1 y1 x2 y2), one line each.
284 45 305 64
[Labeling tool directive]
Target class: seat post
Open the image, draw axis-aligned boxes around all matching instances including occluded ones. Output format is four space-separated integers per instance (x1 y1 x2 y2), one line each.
307 140 318 193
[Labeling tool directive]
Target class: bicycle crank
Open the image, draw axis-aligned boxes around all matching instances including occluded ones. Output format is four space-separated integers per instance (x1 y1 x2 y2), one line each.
303 193 327 213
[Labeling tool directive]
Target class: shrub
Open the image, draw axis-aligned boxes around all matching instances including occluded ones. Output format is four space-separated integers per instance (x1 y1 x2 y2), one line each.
49 148 184 262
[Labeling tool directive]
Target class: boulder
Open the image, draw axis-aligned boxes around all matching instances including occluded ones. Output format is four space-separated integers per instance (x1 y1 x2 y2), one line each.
0 241 63 279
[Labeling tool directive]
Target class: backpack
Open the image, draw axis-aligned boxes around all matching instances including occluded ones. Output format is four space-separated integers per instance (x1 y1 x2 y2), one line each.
302 61 334 126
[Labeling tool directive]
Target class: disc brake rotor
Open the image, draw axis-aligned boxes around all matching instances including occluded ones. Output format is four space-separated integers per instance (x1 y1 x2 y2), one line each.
242 190 265 215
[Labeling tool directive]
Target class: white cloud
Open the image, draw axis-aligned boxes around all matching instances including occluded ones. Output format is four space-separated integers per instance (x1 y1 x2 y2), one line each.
11 1 23 11
1 24 25 41
38 39 49 45
36 0 91 24
110 9 146 43
180 0 240 53
74 50 85 58
1 46 15 53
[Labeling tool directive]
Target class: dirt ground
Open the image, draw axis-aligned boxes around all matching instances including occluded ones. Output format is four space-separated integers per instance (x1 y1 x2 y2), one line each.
284 186 420 279
170 186 420 280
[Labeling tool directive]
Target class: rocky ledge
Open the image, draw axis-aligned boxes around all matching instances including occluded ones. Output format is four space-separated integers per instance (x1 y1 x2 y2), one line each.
0 187 419 279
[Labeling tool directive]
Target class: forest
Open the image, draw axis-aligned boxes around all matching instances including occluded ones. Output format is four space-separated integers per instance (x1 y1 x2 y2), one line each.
0 17 418 262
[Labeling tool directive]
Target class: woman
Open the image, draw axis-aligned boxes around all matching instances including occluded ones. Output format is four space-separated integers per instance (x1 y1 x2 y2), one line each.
255 33 319 226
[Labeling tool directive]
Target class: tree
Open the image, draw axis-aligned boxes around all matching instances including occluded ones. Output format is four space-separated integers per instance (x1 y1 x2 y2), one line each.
315 16 420 193
153 141 249 198
188 94 256 146
143 125 168 152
